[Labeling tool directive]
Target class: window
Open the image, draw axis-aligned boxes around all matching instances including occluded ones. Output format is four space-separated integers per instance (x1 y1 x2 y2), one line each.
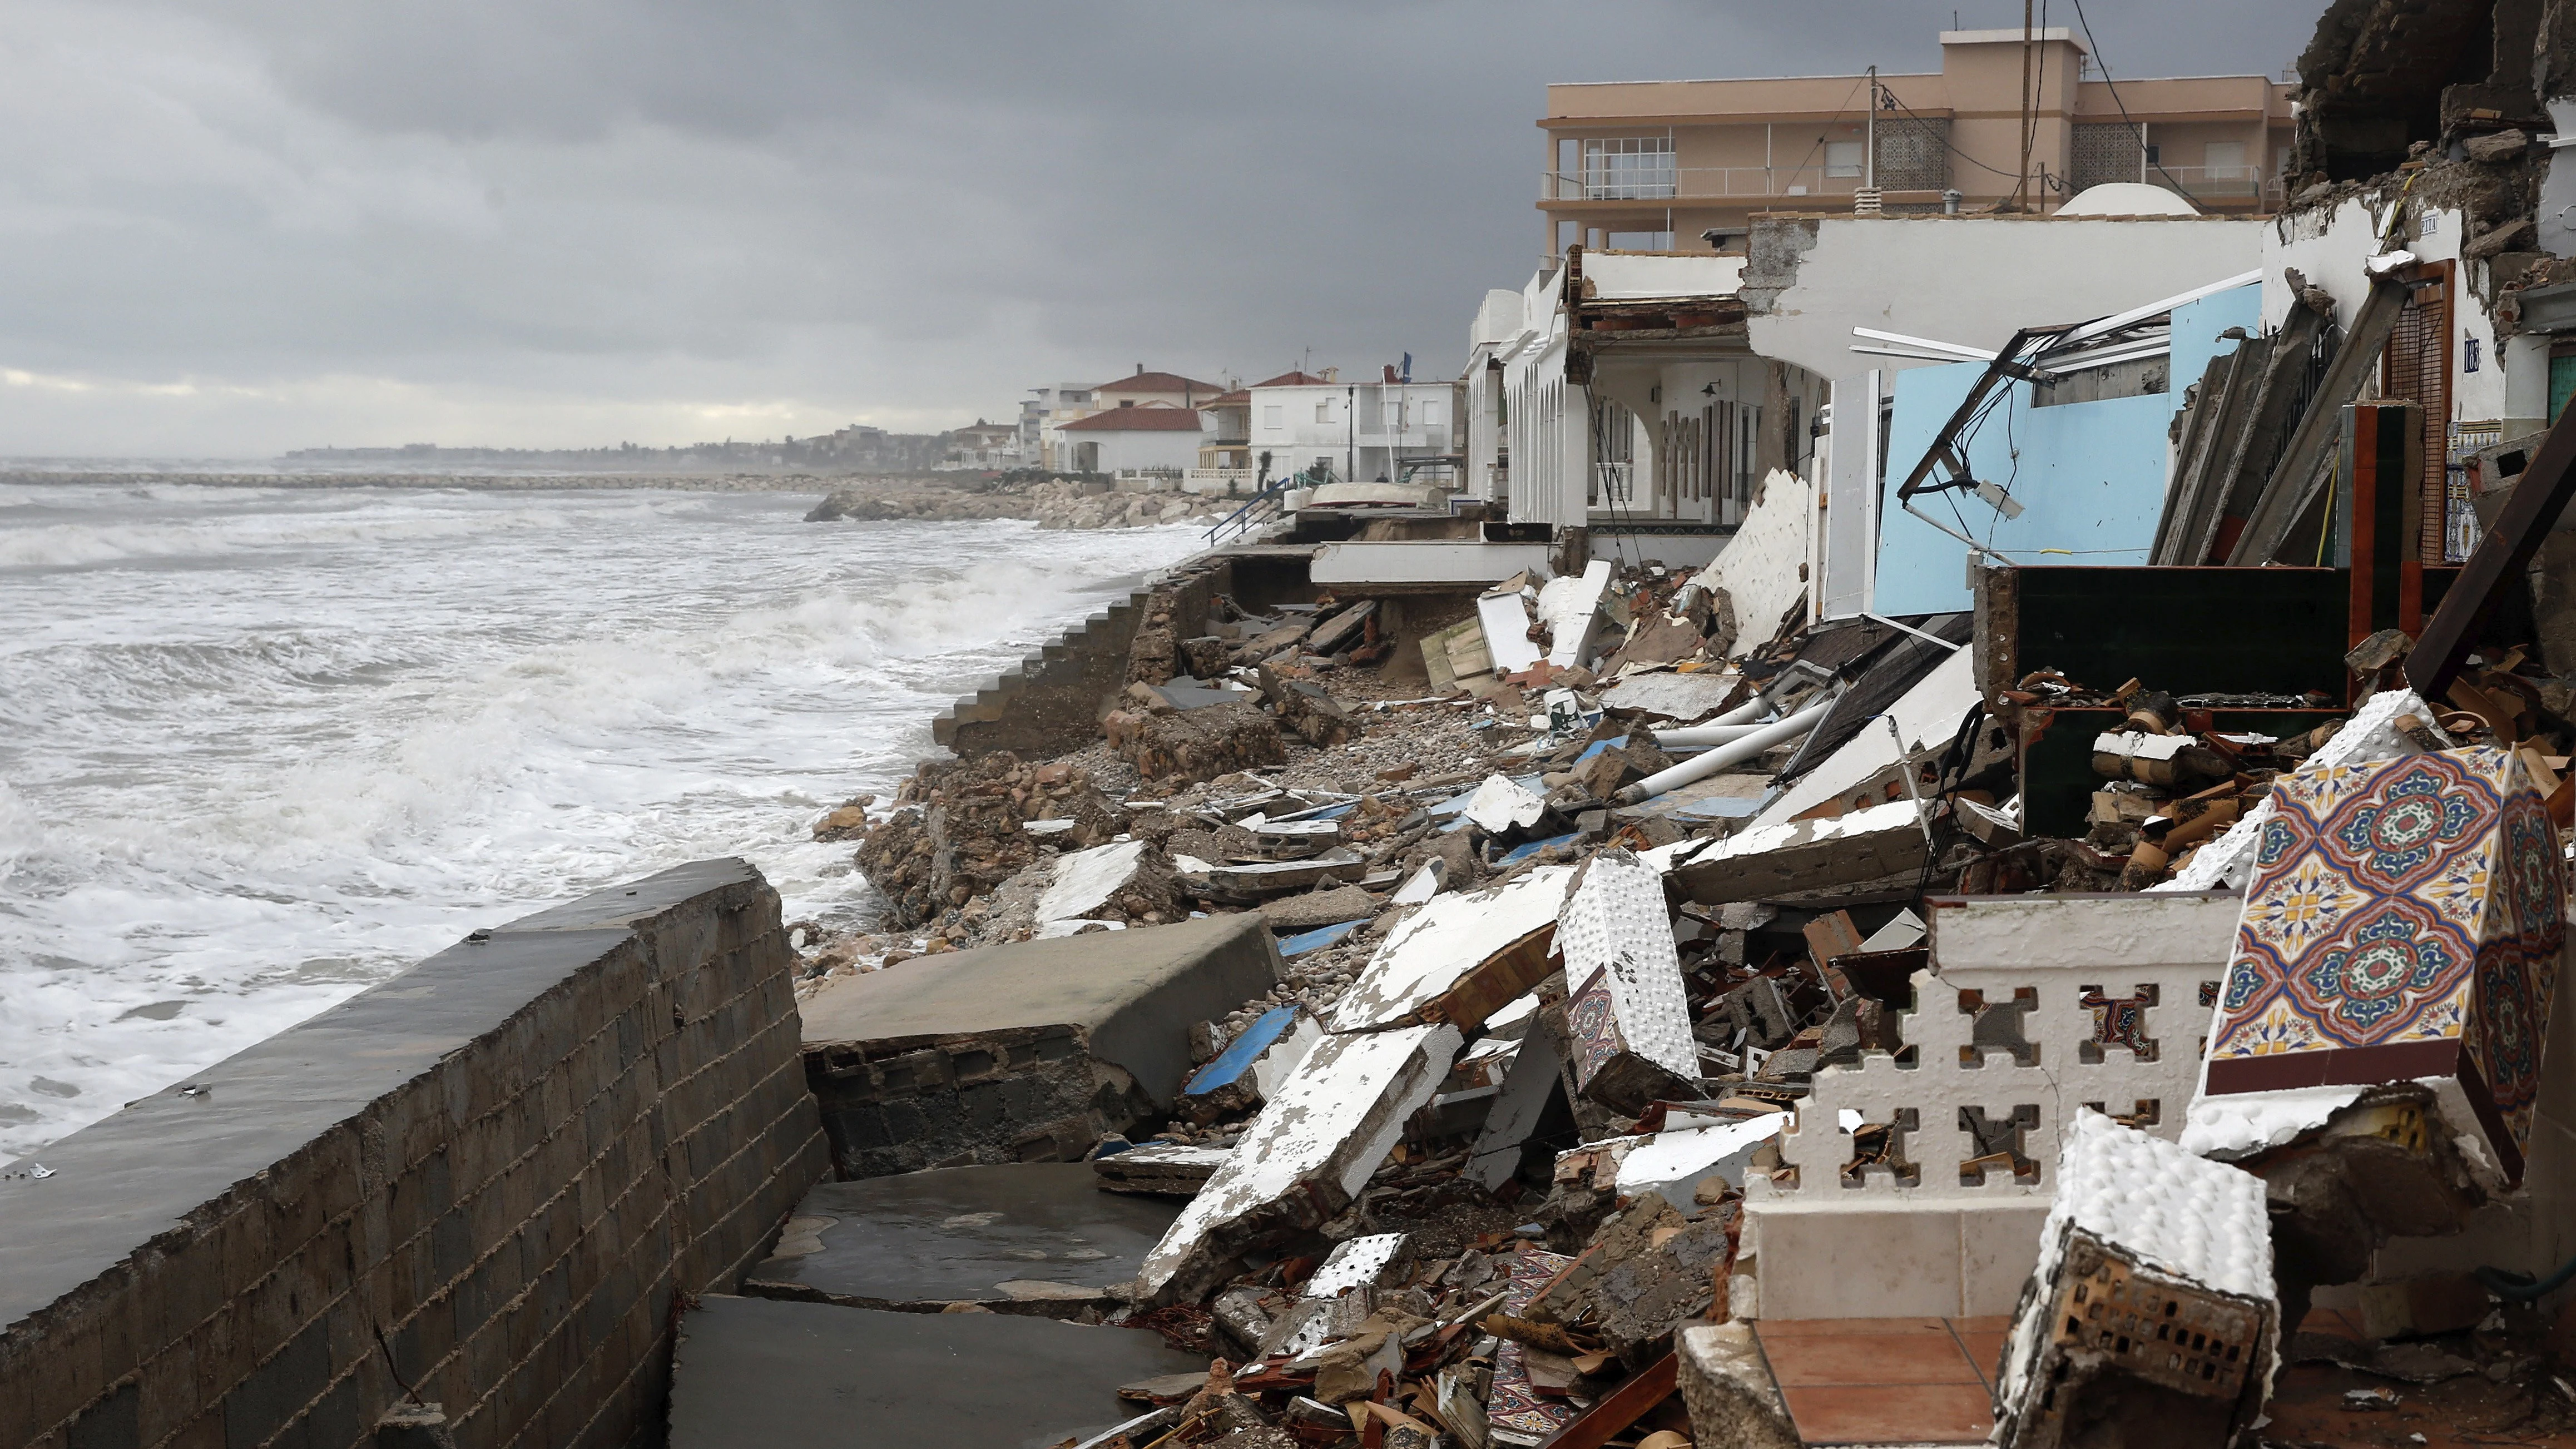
2143 143 2162 164
1825 141 1865 178
1384 401 1404 428
2203 142 2247 180
1422 399 1445 424
1263 405 1284 429
1315 400 1333 423
1583 136 1676 200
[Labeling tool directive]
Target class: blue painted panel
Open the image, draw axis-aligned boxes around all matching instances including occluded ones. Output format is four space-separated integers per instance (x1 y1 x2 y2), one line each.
2167 284 2263 421
1182 1003 1302 1095
1877 371 2177 614
1498 831 1582 866
1276 919 1368 957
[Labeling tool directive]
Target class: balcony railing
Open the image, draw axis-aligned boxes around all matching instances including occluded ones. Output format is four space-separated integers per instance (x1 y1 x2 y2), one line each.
1591 462 1638 507
1543 164 2286 208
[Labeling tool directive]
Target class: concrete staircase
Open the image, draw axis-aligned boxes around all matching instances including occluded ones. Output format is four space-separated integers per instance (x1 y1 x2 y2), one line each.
930 587 1156 758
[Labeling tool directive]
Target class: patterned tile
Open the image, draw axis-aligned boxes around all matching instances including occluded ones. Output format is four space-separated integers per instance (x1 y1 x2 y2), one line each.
2207 747 2564 1178
1485 1244 1577 1446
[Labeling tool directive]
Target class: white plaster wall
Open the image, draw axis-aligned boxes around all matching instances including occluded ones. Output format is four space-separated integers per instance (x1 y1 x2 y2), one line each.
1748 217 2265 381
2263 195 2510 425
1688 466 1811 641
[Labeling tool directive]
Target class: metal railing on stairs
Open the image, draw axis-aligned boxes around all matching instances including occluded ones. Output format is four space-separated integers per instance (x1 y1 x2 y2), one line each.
1204 467 1319 547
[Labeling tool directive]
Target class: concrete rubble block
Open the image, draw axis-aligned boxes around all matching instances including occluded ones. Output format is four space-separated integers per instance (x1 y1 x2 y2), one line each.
667 1294 1205 1449
1676 1322 1801 1449
1257 884 1379 932
800 913 1284 1177
1257 664 1358 746
858 750 1121 925
1559 851 1701 1115
1601 668 1736 722
1181 635 1233 678
2201 745 2564 1185
1203 848 1369 898
1614 1109 1785 1205
1037 838 1180 926
1135 1023 1463 1303
1593 1208 1734 1369
1092 1140 1233 1196
1666 799 1931 905
1329 865 1574 1031
1261 1233 1415 1358
1104 699 1289 785
1991 1111 2278 1449
739 1163 1180 1315
1176 1003 1320 1125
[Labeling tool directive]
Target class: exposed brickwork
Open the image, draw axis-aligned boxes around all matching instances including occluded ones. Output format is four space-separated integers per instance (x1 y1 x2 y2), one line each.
0 859 828 1449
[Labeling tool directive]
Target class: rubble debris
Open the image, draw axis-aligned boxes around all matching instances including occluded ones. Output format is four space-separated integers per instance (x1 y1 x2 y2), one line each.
1037 839 1181 926
1105 699 1290 785
800 914 1283 1177
1992 1110 2278 1449
1665 798 1931 904
855 751 1121 927
740 1163 1180 1315
1676 1322 1800 1449
1256 884 1378 932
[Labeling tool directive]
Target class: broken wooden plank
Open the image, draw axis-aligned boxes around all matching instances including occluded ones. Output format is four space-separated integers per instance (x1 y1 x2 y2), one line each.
2407 382 2576 699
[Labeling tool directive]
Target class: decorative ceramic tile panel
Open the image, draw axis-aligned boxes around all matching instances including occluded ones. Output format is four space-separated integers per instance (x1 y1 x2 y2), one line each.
1486 1244 1578 1445
2205 747 2564 1179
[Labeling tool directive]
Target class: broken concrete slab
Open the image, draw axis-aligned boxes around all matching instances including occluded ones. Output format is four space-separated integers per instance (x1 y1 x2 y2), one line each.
1176 1004 1319 1124
1666 799 1930 905
1466 1020 1566 1192
1614 1110 1785 1204
1136 1023 1463 1303
1203 848 1369 897
667 1294 1205 1449
1105 699 1290 785
1561 851 1701 1115
1992 1110 2277 1449
1037 839 1175 925
1258 884 1379 932
1329 866 1573 1031
1537 559 1614 667
800 912 1283 1177
1092 1140 1232 1196
739 1163 1181 1314
1676 1323 1800 1449
1601 668 1738 723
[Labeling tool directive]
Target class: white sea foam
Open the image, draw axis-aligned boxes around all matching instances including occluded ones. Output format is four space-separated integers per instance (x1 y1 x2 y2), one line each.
0 481 1204 1156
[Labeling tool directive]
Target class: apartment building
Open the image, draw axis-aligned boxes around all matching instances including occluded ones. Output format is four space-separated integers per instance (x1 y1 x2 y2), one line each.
1538 27 2293 255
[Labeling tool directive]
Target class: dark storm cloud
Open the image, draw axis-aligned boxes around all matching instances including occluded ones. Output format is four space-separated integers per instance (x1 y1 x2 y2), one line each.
0 1 2320 454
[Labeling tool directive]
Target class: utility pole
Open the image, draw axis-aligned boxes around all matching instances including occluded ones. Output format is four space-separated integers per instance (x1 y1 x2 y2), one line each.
1865 66 1877 191
1345 385 1356 484
2014 0 2035 211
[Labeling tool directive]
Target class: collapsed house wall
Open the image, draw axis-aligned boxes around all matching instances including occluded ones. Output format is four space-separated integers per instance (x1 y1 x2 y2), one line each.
0 860 826 1449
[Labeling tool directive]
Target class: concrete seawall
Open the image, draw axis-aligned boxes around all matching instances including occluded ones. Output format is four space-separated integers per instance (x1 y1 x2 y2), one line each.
0 858 828 1449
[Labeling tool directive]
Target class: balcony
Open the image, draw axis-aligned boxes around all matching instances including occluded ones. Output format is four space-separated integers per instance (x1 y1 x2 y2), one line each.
1543 165 1861 204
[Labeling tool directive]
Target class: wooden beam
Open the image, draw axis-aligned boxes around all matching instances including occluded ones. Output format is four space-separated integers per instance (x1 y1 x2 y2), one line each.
1535 1349 1679 1449
2407 386 2576 699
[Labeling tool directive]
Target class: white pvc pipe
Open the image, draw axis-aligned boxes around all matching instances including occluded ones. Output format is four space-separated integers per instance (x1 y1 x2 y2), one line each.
1649 693 1773 747
1653 718 1774 747
1613 699 1834 806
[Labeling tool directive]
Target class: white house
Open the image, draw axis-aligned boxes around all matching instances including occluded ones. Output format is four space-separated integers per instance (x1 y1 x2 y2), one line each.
1052 404 1208 475
1245 370 1458 486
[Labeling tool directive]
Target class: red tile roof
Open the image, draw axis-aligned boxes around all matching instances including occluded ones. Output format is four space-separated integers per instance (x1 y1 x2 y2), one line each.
1058 406 1206 432
1252 371 1333 387
1205 390 1252 406
1097 370 1222 395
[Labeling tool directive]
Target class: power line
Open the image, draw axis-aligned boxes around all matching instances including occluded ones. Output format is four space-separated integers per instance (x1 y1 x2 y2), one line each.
2065 0 2203 205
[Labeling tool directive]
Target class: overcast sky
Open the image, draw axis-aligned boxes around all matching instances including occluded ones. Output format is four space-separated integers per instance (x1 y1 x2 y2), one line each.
0 1 2319 456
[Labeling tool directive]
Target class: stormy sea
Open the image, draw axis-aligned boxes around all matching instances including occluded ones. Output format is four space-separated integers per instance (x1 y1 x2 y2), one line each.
0 478 1204 1157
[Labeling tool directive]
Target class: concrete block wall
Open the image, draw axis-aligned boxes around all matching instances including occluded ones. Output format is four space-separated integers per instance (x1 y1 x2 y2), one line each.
931 556 1240 760
0 858 828 1449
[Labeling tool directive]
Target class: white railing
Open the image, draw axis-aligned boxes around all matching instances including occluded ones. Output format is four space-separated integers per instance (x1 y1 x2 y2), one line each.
1183 468 1257 496
1543 165 2285 208
1591 462 1638 506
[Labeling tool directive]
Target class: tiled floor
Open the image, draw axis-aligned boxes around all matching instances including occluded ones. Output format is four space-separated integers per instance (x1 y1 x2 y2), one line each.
1753 1317 2010 1446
